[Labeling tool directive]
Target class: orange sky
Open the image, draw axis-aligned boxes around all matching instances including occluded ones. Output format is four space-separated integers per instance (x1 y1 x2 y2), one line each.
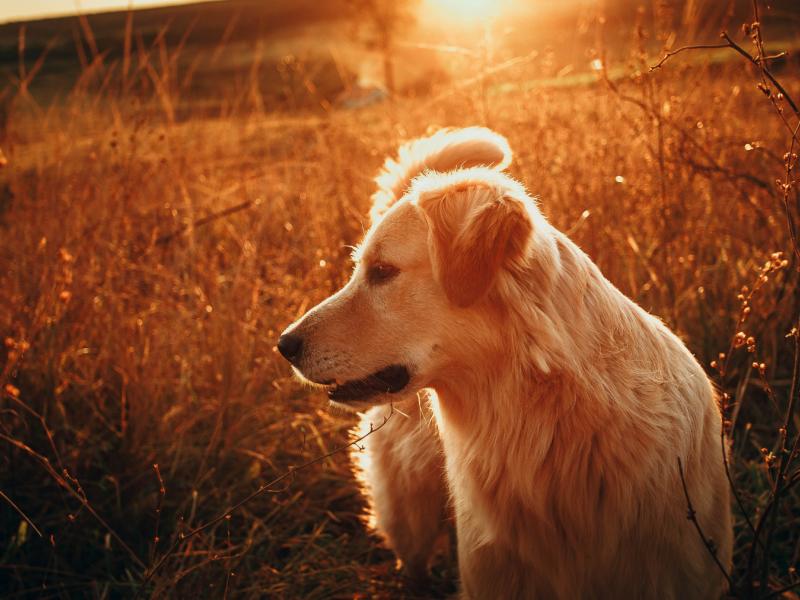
0 0 221 24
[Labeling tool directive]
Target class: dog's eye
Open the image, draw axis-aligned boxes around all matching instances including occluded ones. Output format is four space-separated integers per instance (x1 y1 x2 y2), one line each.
367 262 400 285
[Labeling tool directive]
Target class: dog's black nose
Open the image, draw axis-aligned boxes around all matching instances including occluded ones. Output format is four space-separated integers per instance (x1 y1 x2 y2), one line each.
277 333 303 363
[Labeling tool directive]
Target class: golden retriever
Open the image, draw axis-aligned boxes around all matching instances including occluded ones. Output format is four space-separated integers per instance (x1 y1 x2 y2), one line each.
278 127 732 599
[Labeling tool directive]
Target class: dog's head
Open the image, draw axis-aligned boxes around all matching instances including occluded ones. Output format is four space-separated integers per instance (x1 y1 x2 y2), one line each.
278 129 541 410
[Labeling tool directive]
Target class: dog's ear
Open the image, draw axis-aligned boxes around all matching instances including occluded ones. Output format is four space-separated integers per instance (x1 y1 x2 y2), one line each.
418 180 532 307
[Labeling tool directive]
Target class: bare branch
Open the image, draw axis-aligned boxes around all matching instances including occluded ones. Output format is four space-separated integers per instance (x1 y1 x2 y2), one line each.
647 31 799 119
650 43 730 71
719 31 799 118
677 458 735 591
758 315 800 590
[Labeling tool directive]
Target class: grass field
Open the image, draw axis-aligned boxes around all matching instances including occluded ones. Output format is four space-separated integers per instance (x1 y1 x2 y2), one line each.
1 0 799 598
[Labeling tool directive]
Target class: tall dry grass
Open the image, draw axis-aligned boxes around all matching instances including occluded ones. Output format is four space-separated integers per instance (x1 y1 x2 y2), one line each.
1 3 799 598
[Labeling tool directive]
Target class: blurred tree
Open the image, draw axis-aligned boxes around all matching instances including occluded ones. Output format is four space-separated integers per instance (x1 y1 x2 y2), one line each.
345 0 418 96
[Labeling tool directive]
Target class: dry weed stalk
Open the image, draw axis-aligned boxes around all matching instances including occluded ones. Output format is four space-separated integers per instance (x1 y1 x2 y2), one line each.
137 408 394 595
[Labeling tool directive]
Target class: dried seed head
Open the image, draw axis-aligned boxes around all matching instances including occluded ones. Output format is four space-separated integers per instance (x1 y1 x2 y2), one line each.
734 332 747 348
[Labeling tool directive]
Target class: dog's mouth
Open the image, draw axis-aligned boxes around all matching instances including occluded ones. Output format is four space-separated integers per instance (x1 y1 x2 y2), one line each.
323 365 411 403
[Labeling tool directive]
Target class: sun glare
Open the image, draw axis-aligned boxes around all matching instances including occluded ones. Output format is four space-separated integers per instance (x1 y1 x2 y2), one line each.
423 0 504 23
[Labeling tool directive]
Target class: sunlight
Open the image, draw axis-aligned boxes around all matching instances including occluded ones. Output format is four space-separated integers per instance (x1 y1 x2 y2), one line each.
422 0 506 24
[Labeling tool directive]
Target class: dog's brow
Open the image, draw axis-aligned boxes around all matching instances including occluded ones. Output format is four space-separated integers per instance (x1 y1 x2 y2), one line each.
351 244 366 262
357 242 384 265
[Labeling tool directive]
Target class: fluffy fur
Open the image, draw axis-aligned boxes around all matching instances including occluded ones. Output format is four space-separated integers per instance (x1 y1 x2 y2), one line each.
370 126 512 223
351 394 449 582
280 127 732 599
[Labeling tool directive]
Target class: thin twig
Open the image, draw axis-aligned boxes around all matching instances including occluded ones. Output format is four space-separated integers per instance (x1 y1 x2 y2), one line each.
759 314 800 590
0 434 146 569
155 199 256 246
136 407 395 595
677 457 735 592
780 120 800 264
719 31 799 118
150 463 166 565
0 489 43 538
650 43 731 70
765 578 800 599
720 429 759 540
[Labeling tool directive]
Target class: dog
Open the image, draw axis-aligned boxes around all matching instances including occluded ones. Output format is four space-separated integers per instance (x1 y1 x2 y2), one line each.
278 127 732 599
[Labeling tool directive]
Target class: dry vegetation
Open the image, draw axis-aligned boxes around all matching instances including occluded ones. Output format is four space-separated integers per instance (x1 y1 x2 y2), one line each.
0 1 799 598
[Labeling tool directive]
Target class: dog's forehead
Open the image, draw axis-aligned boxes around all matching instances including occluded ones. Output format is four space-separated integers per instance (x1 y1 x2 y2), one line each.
363 202 427 265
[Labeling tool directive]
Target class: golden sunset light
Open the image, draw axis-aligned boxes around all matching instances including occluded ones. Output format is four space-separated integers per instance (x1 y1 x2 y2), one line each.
422 0 507 23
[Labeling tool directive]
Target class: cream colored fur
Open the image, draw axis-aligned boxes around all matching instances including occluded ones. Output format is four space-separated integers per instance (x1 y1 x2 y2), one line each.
282 127 732 599
370 126 511 223
351 393 449 582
